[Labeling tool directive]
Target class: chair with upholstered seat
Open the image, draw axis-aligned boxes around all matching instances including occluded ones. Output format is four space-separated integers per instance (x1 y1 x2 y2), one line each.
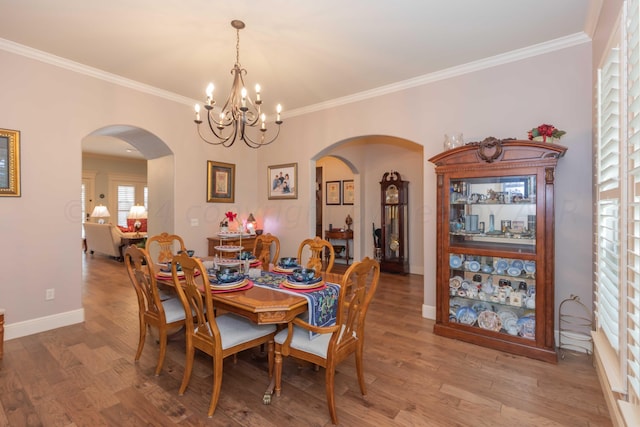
145 232 188 301
171 252 277 417
252 233 280 270
297 236 335 274
145 232 187 264
274 257 380 425
124 245 187 376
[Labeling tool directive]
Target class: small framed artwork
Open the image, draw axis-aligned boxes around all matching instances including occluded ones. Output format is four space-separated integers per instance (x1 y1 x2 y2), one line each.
207 161 235 203
326 181 341 205
268 163 297 199
342 180 354 205
0 128 20 197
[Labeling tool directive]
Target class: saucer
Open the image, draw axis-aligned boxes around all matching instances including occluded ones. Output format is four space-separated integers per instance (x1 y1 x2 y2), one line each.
450 255 463 268
467 260 480 272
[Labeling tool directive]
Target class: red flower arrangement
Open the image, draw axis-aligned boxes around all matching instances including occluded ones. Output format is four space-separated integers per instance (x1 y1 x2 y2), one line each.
527 123 566 142
220 211 237 227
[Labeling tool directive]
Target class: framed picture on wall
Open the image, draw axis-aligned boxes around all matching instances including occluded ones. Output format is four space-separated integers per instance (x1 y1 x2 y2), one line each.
342 180 354 205
207 160 235 203
268 163 298 199
326 181 341 205
0 128 20 197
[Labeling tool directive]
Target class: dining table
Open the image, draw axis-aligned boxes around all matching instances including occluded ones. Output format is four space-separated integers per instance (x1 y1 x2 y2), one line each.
155 263 343 404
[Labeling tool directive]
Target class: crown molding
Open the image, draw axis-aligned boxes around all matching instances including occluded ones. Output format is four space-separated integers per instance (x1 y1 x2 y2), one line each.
1 32 591 120
286 32 591 119
0 38 195 106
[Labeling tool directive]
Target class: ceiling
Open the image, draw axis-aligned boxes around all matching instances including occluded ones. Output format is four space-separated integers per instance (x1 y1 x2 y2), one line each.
0 0 599 159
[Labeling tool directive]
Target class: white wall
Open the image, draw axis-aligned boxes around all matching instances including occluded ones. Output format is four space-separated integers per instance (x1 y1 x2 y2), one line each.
0 39 592 338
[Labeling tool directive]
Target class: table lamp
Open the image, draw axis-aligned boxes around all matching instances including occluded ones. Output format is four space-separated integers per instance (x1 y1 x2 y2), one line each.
91 205 110 224
246 213 257 235
128 205 147 236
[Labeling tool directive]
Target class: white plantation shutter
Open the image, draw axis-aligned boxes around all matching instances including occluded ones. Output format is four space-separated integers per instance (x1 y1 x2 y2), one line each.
117 185 135 227
627 0 640 401
597 36 622 352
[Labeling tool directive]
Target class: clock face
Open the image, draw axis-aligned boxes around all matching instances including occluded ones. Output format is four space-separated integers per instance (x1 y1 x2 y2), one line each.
385 185 399 204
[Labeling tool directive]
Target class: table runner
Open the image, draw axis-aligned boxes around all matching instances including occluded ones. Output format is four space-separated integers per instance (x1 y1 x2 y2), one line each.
252 272 340 339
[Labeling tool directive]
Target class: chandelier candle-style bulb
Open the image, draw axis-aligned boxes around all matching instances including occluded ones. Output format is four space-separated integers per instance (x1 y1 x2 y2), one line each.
193 19 283 148
206 83 214 106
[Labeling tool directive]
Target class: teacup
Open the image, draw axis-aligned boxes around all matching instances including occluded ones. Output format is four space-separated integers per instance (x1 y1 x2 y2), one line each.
292 268 316 282
162 261 181 272
217 267 241 283
279 257 298 268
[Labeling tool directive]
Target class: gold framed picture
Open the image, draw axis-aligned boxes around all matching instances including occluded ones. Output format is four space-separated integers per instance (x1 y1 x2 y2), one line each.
342 180 354 205
326 181 341 205
0 128 20 197
207 161 235 203
268 163 297 199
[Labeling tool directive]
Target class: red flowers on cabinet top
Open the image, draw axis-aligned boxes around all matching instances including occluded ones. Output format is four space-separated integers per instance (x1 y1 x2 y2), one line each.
527 123 566 142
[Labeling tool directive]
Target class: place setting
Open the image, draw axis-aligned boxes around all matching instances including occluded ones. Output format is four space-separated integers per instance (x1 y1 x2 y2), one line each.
280 268 326 292
206 266 253 293
271 257 300 274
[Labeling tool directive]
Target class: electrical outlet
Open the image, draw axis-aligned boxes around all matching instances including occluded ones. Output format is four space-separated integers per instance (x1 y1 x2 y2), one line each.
190 218 199 226
45 288 55 300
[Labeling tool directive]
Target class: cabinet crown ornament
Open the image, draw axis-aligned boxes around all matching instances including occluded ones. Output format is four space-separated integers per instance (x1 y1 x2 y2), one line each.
467 136 511 163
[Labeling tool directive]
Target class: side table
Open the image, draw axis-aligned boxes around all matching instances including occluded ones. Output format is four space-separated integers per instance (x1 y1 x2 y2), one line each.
325 229 353 265
119 235 147 261
207 236 257 257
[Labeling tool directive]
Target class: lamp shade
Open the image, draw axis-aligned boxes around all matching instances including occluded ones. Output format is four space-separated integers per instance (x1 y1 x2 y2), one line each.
128 205 147 219
91 205 110 224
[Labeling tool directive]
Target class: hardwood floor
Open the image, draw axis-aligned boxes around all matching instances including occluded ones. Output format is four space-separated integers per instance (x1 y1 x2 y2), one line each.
0 254 611 426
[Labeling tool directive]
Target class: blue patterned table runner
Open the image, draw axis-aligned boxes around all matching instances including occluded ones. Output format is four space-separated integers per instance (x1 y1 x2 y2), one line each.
252 272 340 339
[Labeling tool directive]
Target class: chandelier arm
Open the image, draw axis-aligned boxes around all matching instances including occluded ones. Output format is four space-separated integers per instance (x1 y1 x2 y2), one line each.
197 123 231 146
241 124 282 148
198 117 237 147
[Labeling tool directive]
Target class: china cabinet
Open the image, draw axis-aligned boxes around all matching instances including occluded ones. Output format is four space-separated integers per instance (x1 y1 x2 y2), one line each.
429 138 567 363
380 171 409 274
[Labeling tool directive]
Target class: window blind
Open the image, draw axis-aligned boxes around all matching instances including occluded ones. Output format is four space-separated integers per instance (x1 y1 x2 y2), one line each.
117 185 135 227
627 0 640 401
597 41 623 352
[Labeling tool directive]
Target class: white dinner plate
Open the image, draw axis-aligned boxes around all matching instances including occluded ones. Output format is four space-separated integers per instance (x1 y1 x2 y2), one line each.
214 245 244 252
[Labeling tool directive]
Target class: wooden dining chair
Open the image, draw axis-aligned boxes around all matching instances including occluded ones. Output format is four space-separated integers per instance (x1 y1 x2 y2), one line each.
252 233 280 270
274 257 380 425
297 236 335 274
171 252 277 417
145 232 188 300
124 245 187 376
145 232 187 264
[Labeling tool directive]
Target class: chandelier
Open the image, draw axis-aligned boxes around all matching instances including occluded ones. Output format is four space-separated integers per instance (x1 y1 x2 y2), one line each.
194 20 283 148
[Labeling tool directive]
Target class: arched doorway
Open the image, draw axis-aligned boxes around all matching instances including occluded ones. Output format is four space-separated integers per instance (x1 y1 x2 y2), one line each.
81 125 176 249
313 135 424 274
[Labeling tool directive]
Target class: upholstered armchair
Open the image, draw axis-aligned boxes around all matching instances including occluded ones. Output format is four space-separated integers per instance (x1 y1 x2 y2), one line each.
84 222 139 261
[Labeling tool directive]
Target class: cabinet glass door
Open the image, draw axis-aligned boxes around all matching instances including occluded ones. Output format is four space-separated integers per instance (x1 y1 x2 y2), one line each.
384 205 400 258
449 175 536 253
448 254 536 339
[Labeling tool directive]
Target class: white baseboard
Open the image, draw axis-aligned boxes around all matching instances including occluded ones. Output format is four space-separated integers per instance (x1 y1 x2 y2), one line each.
422 304 436 319
5 309 85 340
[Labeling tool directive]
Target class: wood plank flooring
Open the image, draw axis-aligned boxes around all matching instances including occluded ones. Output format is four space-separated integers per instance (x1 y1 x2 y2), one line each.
0 254 611 426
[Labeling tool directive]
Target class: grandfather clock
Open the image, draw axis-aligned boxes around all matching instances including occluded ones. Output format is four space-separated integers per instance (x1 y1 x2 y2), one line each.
380 171 409 274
